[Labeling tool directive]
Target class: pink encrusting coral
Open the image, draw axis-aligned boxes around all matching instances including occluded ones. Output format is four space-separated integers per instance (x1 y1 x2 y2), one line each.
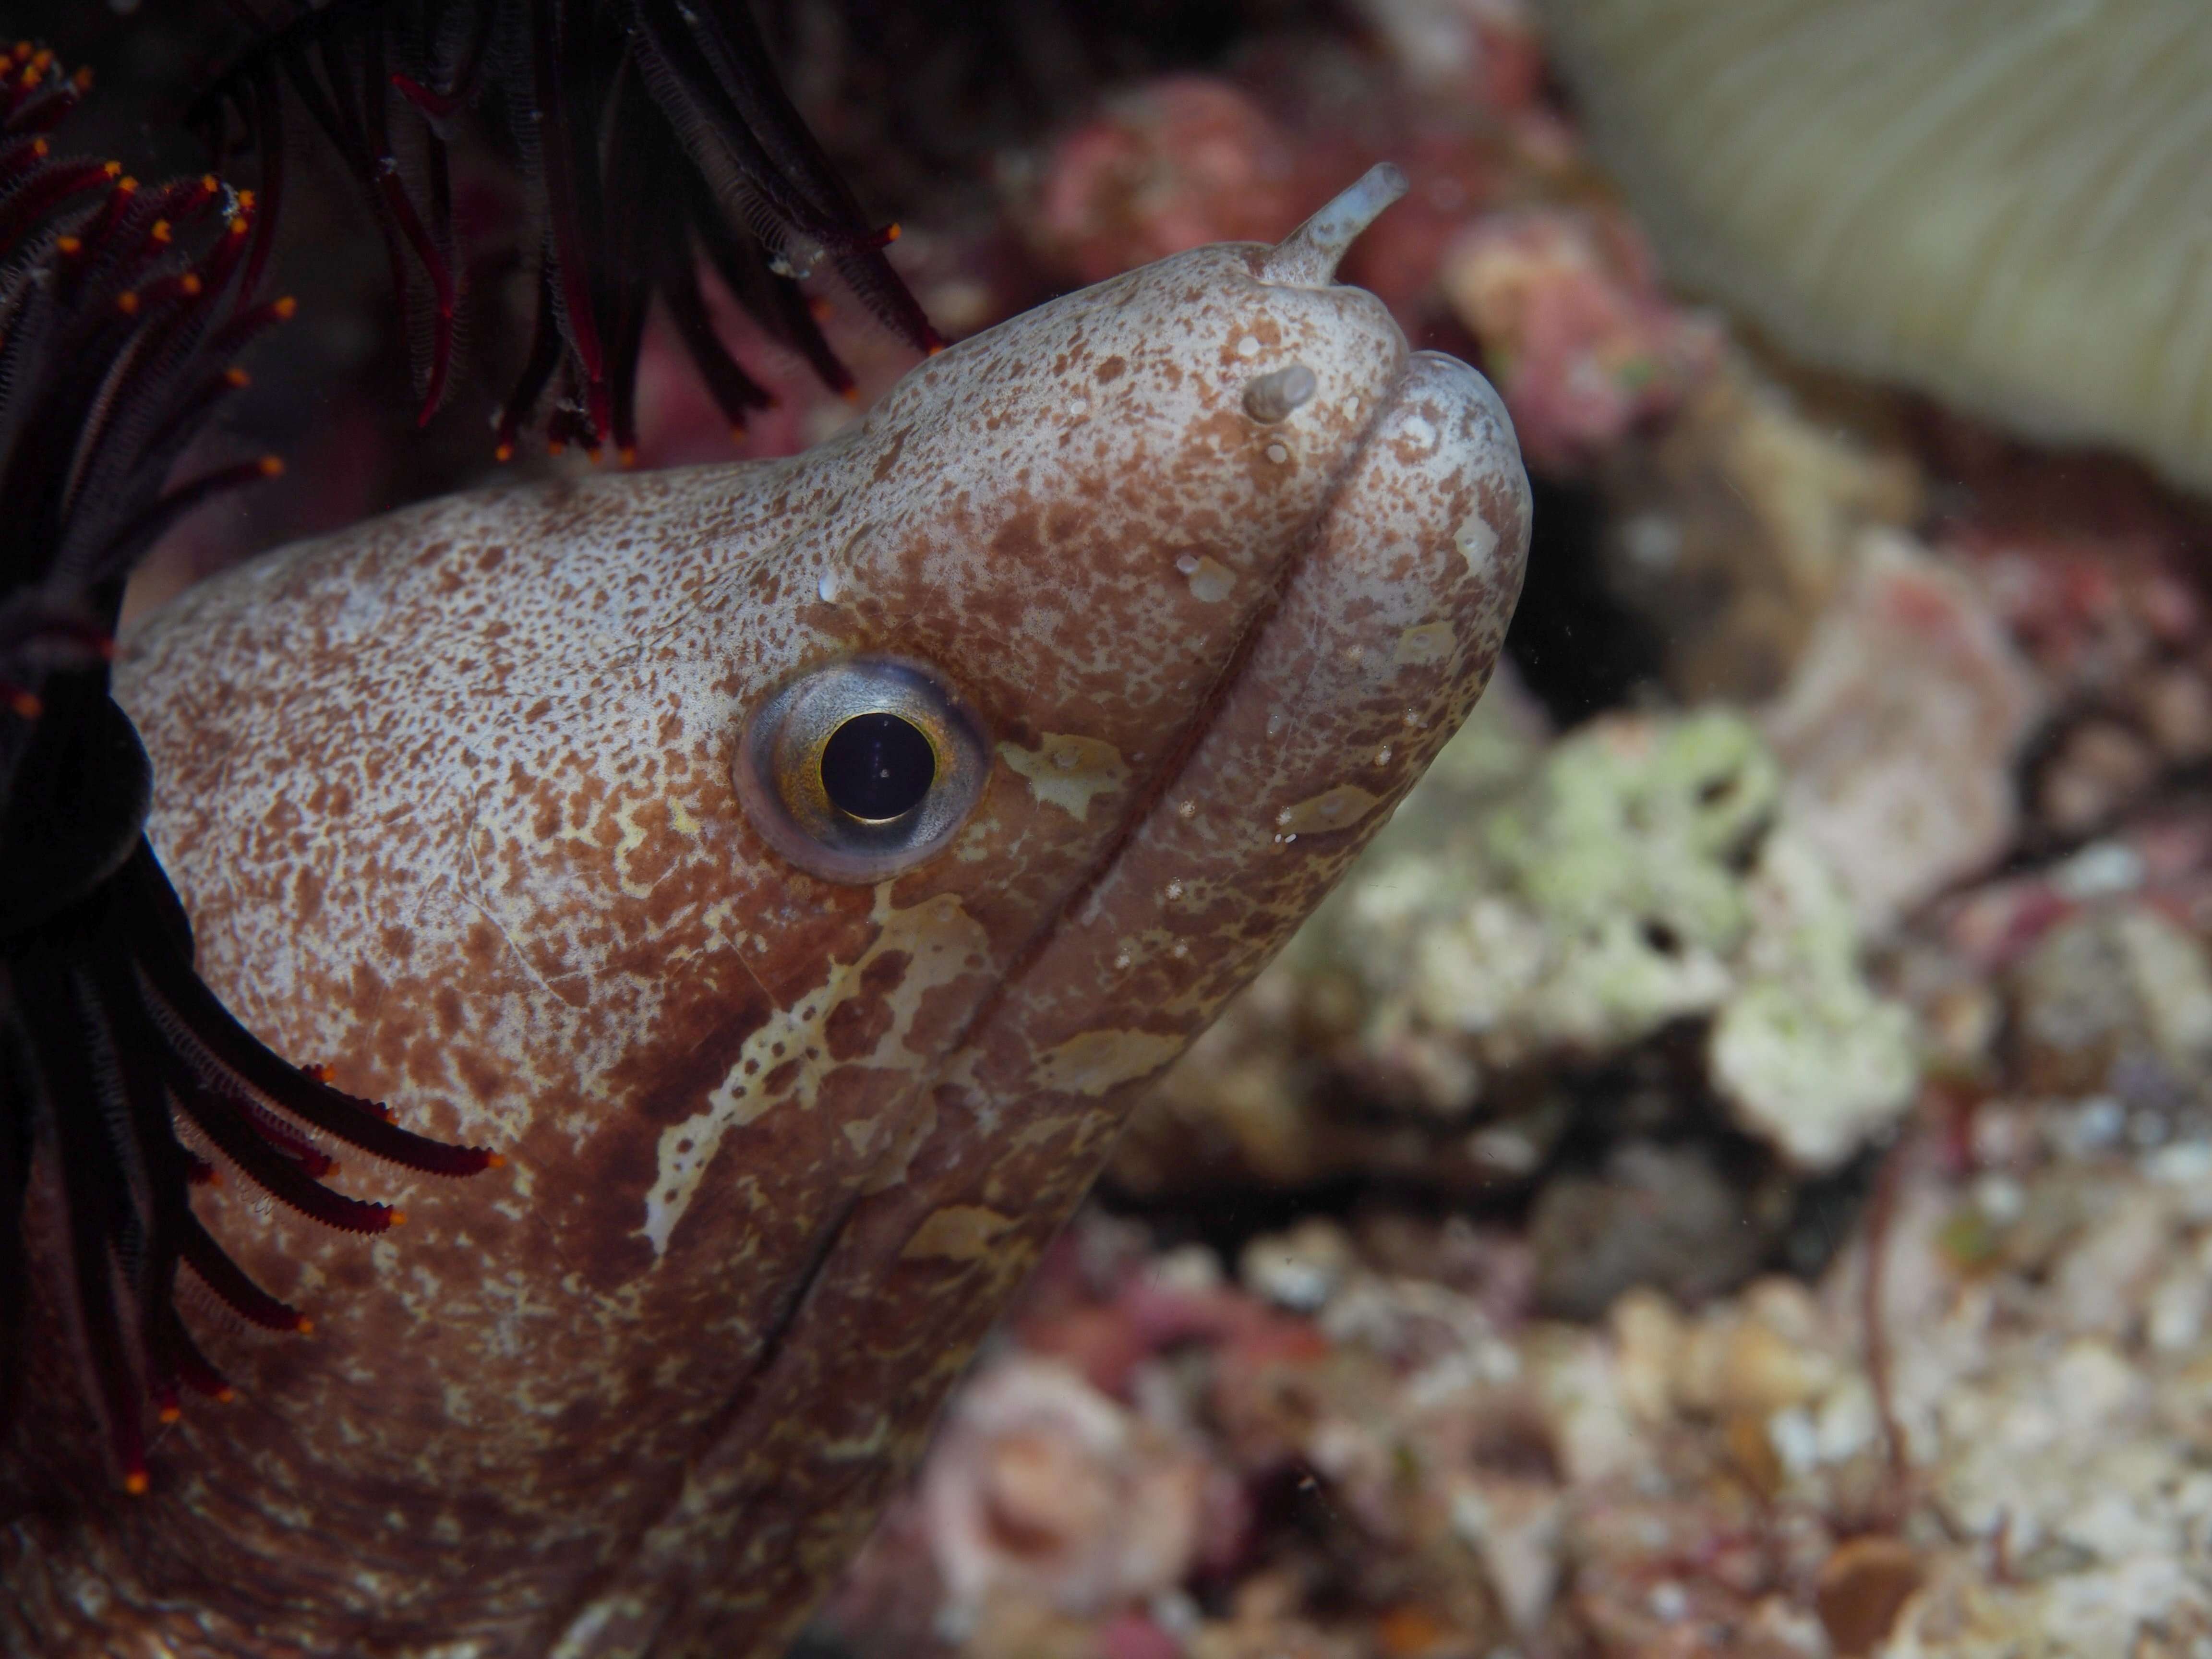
1438 207 1718 473
1761 530 2045 928
921 1357 1216 1622
1018 77 1309 287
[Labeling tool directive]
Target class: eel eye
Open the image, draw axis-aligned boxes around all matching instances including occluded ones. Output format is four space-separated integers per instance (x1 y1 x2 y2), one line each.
735 655 990 882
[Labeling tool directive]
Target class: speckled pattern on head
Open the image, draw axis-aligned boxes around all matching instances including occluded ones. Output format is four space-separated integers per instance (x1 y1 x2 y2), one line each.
1 167 1530 1657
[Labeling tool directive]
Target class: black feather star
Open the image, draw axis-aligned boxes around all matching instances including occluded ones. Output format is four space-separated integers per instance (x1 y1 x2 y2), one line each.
193 0 944 460
0 42 498 1497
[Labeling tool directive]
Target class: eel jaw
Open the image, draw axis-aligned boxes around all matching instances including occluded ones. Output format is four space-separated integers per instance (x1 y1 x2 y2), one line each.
1029 344 1531 1065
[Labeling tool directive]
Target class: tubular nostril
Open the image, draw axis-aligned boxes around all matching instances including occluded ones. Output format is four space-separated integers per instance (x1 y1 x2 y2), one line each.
1256 162 1409 287
1242 364 1318 424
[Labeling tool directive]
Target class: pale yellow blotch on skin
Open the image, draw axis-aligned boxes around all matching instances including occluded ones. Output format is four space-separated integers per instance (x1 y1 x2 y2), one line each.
1395 621 1455 667
858 1097 937 1195
1001 1113 1078 1159
1031 1028 1189 1097
998 734 1130 822
551 1596 650 1659
1455 514 1499 572
669 799 703 837
816 1418 892 1463
1275 782 1382 836
640 890 988 1258
612 801 651 864
1175 553 1236 603
902 1205 1015 1261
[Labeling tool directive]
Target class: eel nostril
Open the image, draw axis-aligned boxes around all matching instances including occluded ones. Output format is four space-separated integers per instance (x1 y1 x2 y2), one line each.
1256 162 1409 287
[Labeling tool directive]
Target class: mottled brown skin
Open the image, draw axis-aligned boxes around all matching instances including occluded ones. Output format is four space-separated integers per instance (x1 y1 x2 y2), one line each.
1 181 1529 1657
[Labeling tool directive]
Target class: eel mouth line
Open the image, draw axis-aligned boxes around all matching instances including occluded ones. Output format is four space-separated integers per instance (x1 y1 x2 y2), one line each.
936 350 1416 1084
929 166 1423 1058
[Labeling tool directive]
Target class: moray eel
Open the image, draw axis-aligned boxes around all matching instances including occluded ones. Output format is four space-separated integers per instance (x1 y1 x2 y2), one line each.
2 166 1529 1657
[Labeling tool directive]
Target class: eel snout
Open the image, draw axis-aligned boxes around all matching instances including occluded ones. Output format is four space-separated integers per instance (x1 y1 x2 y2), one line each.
1041 346 1532 1042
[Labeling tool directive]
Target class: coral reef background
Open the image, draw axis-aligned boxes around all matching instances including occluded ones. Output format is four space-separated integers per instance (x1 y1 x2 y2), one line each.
28 1 2212 1654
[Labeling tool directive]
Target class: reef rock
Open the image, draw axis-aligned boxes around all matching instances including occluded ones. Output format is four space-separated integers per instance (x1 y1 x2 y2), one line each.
1762 529 2044 931
1122 697 1920 1195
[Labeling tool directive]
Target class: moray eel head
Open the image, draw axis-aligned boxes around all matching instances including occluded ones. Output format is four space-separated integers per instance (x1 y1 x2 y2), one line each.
9 167 1529 1658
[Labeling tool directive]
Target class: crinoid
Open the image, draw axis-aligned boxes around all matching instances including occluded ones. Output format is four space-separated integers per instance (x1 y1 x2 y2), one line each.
0 41 499 1496
192 0 944 461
